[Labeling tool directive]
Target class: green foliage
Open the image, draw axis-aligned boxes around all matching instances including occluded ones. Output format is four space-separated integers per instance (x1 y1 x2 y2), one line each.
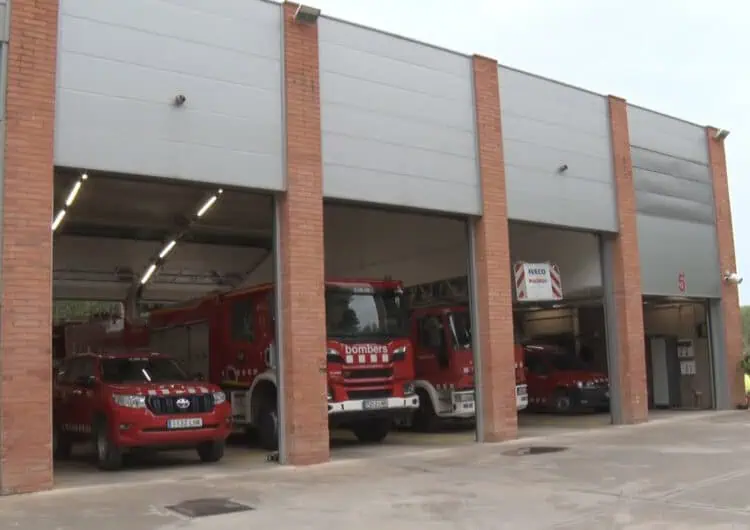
53 300 121 322
741 306 750 374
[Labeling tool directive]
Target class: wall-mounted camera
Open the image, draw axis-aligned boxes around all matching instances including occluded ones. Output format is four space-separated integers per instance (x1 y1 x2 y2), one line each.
723 271 743 285
173 94 187 107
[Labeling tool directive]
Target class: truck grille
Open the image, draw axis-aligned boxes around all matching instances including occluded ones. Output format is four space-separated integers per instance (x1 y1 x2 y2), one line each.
343 368 393 380
347 389 392 400
146 394 214 415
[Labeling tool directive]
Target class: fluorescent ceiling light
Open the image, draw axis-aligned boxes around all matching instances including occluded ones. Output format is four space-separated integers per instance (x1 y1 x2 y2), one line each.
140 263 157 285
51 209 66 231
158 240 177 259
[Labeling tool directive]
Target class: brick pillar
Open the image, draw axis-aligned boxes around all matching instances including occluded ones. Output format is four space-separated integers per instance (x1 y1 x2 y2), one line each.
471 56 517 442
706 127 744 407
0 0 58 494
606 96 648 424
277 1 329 465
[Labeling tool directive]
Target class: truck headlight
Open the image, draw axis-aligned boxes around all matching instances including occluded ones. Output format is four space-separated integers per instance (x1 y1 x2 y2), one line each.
212 391 226 405
403 381 416 395
112 394 146 409
327 386 333 401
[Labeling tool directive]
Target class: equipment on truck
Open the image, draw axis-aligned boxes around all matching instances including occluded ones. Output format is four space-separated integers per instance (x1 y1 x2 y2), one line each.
402 276 528 431
53 351 231 470
103 279 419 450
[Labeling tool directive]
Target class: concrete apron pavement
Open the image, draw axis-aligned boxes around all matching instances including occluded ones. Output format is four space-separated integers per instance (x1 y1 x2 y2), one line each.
3 410 750 529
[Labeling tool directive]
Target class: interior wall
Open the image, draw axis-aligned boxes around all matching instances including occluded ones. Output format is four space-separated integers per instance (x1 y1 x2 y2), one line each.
643 302 713 409
322 204 468 285
509 223 602 299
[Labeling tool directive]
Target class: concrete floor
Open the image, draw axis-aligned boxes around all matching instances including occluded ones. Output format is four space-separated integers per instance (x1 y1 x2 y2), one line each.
6 410 750 528
52 412 611 489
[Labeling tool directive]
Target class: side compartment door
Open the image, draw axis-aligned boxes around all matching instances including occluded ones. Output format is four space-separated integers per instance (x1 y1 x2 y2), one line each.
415 315 450 380
226 295 258 380
187 322 211 381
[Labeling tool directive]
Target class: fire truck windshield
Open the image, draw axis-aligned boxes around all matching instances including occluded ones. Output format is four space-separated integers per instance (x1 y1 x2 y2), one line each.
325 286 408 339
449 311 472 348
101 357 190 384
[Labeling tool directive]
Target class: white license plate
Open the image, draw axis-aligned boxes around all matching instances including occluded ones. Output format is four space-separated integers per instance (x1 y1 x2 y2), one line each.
167 418 203 429
363 399 388 410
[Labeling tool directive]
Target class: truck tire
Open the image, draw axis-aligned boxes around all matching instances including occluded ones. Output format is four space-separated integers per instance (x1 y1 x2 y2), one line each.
53 424 73 460
197 440 225 463
352 418 390 443
257 402 279 451
412 390 440 432
93 418 123 471
553 389 573 414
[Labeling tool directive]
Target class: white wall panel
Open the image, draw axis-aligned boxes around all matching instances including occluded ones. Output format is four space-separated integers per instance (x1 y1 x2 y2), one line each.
54 0 283 190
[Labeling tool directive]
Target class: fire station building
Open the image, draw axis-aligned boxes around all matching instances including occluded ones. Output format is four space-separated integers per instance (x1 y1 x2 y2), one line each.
0 0 742 494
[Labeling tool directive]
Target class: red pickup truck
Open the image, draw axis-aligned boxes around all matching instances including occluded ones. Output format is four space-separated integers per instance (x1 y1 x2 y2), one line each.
53 351 232 470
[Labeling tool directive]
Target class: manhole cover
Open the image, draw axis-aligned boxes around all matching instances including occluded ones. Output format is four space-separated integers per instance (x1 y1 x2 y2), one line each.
502 446 568 457
166 498 254 518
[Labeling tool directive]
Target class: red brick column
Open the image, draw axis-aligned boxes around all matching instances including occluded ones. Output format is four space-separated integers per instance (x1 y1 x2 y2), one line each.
0 0 59 494
706 127 744 407
278 1 329 465
471 56 517 442
607 96 648 424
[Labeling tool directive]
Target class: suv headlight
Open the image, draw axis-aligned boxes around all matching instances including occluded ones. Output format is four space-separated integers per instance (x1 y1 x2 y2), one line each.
403 381 416 395
112 394 146 409
212 391 226 405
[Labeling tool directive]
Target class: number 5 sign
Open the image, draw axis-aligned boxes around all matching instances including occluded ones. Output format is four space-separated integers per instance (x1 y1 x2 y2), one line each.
678 271 686 293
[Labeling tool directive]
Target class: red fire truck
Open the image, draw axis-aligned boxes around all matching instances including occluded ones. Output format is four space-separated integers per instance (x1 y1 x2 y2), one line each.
123 279 419 450
402 278 528 431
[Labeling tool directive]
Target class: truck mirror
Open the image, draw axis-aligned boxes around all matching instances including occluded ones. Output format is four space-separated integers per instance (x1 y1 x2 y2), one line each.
77 375 97 388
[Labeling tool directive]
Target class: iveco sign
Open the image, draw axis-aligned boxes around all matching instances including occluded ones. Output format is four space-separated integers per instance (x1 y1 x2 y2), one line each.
343 344 388 355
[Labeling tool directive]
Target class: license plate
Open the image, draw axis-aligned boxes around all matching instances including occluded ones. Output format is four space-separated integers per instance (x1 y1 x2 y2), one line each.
167 418 203 429
363 399 388 410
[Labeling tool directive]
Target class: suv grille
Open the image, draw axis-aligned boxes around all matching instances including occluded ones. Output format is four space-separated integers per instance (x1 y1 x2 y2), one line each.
146 394 214 415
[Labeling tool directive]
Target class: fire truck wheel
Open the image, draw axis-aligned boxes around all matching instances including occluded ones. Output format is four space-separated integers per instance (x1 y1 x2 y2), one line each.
553 390 572 414
413 390 440 432
93 418 123 471
197 440 225 463
352 418 390 443
53 425 72 460
257 402 279 451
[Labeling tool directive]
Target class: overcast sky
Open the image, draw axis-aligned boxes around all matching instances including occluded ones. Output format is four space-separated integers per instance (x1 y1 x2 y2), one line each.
310 0 749 303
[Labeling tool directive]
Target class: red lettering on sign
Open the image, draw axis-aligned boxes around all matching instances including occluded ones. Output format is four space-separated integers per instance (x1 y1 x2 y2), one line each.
678 272 686 293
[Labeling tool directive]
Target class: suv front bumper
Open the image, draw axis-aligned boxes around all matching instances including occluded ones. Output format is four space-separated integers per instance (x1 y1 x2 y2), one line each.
110 403 232 449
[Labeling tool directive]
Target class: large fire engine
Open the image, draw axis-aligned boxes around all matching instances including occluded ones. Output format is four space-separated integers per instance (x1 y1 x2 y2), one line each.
401 277 528 431
72 279 420 450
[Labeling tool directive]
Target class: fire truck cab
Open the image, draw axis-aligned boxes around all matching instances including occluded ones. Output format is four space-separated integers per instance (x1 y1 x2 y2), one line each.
143 279 419 450
406 304 528 431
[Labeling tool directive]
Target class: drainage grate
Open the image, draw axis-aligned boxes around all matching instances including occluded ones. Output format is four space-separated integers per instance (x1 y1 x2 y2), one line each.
166 498 254 518
502 446 568 457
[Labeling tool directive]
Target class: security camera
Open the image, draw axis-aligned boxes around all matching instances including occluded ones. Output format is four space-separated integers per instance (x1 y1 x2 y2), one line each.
723 271 743 285
173 94 187 106
714 128 730 140
557 164 569 173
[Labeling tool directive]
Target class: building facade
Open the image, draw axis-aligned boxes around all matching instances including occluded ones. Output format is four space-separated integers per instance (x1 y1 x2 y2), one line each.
0 0 742 494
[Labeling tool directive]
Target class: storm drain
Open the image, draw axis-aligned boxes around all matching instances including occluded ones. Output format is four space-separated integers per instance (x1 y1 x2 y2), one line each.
502 446 568 457
166 498 255 518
